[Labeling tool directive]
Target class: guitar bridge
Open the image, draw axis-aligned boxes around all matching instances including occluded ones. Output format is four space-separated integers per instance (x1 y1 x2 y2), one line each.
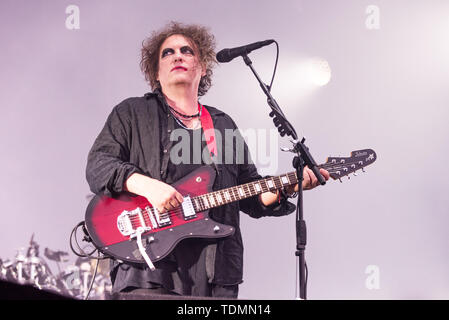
117 208 151 238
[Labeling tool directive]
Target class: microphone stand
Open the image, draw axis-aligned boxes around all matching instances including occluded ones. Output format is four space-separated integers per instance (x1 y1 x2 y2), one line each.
241 54 326 300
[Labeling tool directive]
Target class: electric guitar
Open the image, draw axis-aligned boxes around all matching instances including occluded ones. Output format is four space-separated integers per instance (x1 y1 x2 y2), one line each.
84 149 376 268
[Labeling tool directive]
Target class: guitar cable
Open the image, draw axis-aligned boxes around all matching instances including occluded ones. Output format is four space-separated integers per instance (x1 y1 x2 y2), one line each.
69 221 109 300
84 251 100 300
70 221 97 258
70 221 109 260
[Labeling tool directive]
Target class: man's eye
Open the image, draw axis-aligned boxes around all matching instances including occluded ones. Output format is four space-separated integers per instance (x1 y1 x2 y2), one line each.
181 46 194 55
161 48 174 58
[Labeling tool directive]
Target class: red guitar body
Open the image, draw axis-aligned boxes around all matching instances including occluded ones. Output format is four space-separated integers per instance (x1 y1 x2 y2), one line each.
85 166 234 265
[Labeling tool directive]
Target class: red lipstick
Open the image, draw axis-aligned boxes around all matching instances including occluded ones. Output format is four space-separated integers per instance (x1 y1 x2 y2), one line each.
171 66 187 72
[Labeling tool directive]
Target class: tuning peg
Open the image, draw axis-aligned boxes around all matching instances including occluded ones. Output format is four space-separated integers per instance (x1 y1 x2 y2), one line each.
353 172 358 176
280 146 294 153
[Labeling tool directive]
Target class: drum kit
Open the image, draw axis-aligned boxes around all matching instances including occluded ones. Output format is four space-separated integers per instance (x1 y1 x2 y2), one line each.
0 234 112 299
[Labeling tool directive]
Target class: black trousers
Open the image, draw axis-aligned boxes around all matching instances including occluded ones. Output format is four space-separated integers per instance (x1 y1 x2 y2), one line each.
115 284 239 300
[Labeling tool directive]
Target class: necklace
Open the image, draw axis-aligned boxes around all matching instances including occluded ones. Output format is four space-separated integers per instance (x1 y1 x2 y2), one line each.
169 105 200 119
170 103 203 130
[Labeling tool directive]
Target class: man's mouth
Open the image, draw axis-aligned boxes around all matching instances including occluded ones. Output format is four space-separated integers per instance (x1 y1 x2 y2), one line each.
171 66 188 72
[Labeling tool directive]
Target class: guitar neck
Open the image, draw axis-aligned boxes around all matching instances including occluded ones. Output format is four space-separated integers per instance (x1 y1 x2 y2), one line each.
190 146 377 213
191 170 299 212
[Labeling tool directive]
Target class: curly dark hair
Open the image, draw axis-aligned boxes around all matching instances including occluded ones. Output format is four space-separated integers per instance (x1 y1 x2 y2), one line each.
140 21 217 97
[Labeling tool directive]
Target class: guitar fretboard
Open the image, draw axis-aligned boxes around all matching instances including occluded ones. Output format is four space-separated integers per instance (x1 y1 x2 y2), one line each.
191 171 299 212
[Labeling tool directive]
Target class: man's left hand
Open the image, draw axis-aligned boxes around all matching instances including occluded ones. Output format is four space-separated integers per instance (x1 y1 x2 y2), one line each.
285 167 330 194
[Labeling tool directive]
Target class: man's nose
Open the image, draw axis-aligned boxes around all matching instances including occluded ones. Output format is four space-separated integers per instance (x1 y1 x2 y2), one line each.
173 50 183 62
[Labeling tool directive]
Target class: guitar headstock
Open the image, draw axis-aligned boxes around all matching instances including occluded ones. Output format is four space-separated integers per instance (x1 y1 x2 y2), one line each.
321 149 377 181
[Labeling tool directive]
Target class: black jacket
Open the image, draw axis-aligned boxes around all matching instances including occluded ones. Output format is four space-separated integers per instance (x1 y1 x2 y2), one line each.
86 91 295 287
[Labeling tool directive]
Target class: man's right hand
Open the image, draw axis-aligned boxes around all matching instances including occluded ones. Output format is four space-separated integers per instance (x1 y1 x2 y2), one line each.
125 173 184 214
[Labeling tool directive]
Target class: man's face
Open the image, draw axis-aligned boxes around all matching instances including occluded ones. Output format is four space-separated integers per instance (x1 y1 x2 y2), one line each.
157 34 206 93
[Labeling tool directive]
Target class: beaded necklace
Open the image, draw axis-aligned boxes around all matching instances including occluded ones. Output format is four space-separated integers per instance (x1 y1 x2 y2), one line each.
169 103 203 130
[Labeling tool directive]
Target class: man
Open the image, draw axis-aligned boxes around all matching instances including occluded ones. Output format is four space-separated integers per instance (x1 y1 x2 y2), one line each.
86 21 329 299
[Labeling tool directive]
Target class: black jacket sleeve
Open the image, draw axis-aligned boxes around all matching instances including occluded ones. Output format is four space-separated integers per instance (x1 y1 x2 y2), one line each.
86 104 143 197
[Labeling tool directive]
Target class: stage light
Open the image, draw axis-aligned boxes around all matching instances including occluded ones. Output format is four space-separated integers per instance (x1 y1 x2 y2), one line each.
306 58 332 87
274 56 331 107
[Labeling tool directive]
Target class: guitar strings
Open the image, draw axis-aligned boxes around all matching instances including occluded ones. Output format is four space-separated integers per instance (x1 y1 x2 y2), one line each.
127 161 368 227
128 175 295 224
128 175 293 224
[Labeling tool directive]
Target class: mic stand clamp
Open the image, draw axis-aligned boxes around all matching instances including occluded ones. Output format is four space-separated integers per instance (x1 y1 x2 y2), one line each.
241 53 325 300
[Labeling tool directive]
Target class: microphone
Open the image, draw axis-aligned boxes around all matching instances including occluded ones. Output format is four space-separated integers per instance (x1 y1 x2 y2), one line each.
216 39 275 63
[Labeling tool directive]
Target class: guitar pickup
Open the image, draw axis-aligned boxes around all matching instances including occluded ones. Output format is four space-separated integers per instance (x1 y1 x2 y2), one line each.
181 196 197 220
152 207 172 227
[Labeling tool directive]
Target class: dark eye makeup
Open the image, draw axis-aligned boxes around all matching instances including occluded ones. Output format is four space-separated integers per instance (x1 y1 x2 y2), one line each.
161 48 174 58
161 46 195 58
180 46 194 55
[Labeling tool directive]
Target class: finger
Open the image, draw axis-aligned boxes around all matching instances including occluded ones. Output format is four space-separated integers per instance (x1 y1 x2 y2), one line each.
320 168 330 180
310 172 318 187
175 191 184 204
168 199 180 209
303 168 313 190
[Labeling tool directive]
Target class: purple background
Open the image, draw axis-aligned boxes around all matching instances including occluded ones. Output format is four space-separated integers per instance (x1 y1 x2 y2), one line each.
1 0 448 299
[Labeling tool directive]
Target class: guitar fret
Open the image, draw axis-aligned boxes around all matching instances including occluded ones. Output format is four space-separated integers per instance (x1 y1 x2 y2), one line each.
238 186 245 198
274 176 282 189
226 188 232 201
288 172 298 184
281 175 289 185
235 186 242 199
266 179 274 190
246 183 254 196
197 197 204 211
216 192 223 204
208 194 216 207
203 196 210 208
199 196 206 210
222 191 228 203
213 192 219 206
260 179 268 192
231 187 239 201
193 198 201 212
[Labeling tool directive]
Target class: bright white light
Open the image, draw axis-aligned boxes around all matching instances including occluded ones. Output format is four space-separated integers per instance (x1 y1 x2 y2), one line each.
306 58 332 87
272 56 332 109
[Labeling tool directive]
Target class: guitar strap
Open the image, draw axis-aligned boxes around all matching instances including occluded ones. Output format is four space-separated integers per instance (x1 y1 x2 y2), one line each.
199 103 218 162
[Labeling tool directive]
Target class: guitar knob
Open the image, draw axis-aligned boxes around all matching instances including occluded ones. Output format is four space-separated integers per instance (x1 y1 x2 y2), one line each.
213 226 220 233
353 172 358 176
362 168 366 173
